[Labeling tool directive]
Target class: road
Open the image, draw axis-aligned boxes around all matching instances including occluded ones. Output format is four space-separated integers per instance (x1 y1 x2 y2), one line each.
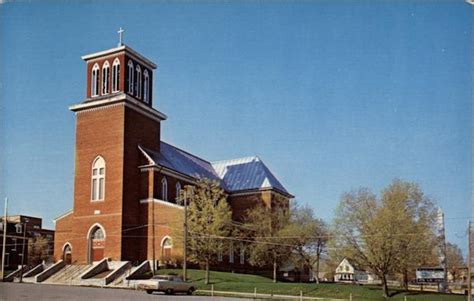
0 282 253 301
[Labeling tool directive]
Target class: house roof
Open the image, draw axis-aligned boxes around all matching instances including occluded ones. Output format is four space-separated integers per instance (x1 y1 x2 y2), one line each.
139 142 291 196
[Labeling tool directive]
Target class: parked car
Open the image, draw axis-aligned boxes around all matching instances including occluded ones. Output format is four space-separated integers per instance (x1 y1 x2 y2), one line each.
138 275 195 295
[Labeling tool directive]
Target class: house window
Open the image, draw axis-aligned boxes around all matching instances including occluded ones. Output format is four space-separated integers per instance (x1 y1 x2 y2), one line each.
102 61 110 95
127 60 134 94
91 63 99 97
143 70 149 103
175 182 181 202
112 58 120 92
217 245 223 262
91 156 105 201
135 64 142 99
161 177 168 201
15 223 22 234
240 243 245 264
12 238 17 251
229 243 234 263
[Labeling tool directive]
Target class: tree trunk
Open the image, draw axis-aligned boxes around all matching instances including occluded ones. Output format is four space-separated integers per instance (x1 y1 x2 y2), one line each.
205 259 210 285
315 253 320 284
381 274 389 298
403 269 408 290
273 257 277 283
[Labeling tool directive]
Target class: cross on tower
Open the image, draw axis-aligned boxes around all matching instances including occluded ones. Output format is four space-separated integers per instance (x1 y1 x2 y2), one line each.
118 27 125 46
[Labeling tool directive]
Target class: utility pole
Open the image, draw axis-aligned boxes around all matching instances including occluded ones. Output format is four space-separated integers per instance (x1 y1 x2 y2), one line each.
152 197 156 275
1 197 8 281
19 219 28 283
468 220 472 301
183 191 188 281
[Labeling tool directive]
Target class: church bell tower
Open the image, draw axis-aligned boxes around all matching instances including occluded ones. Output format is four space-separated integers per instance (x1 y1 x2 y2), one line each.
64 30 167 263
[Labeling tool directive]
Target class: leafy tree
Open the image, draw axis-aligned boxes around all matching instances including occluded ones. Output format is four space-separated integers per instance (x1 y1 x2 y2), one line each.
284 205 328 283
332 180 437 298
184 178 232 284
28 236 53 266
446 242 465 282
383 181 437 289
245 203 292 283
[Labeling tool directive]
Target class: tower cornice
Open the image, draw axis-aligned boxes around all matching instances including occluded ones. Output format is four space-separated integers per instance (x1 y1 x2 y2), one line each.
81 45 157 69
69 93 167 121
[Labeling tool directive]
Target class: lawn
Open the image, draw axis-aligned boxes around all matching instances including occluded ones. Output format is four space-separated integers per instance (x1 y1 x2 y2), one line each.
157 268 465 301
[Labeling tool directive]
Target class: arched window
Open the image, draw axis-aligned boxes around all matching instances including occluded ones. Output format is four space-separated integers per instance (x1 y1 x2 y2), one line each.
175 182 181 202
161 236 173 261
91 156 105 201
102 61 110 95
91 227 105 240
112 58 120 92
135 64 142 99
91 63 99 97
143 69 149 103
63 243 72 264
127 60 134 94
161 177 168 201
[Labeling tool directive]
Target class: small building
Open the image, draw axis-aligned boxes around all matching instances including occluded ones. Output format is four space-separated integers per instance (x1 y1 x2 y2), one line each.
334 258 377 283
0 215 54 271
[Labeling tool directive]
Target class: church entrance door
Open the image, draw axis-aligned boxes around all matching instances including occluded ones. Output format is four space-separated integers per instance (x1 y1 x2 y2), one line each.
89 225 105 263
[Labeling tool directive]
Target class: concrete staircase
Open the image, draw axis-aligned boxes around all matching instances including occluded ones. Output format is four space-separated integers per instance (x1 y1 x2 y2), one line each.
17 260 150 288
43 264 92 285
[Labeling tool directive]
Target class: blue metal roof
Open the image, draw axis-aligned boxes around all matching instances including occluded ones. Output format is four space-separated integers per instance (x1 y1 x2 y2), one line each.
139 143 291 196
140 142 223 183
211 157 290 195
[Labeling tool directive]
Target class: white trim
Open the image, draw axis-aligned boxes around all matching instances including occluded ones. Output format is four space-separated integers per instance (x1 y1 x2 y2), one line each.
54 210 73 222
87 223 106 239
81 45 157 69
139 198 184 210
160 235 173 248
137 145 155 165
69 93 167 121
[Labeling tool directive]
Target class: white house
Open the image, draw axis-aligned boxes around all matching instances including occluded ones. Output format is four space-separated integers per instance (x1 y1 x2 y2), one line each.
334 258 377 283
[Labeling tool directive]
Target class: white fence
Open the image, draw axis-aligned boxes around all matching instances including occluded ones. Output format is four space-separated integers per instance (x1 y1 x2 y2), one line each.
197 286 350 301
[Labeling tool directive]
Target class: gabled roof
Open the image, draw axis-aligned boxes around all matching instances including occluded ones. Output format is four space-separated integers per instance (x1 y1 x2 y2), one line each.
211 156 291 196
139 142 223 184
139 142 291 197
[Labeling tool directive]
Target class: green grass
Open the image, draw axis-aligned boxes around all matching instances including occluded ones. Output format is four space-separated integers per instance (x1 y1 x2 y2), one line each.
157 268 465 301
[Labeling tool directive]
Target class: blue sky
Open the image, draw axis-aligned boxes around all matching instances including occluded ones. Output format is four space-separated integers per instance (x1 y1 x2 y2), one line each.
0 1 472 254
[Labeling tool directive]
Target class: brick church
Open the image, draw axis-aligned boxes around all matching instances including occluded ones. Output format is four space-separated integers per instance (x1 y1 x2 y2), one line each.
53 39 292 268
